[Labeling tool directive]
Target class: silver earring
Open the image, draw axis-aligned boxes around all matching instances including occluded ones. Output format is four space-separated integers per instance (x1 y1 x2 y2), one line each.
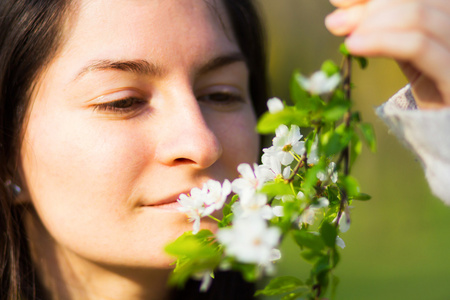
5 179 22 196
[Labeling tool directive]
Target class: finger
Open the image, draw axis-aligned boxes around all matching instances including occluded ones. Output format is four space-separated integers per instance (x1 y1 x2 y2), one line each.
412 75 446 108
354 3 450 50
329 0 368 9
327 0 450 37
325 5 366 36
345 32 450 102
396 61 445 107
374 0 450 16
396 61 422 84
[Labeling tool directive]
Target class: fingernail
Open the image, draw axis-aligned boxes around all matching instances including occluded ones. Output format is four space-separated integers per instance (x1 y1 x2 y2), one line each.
325 10 348 30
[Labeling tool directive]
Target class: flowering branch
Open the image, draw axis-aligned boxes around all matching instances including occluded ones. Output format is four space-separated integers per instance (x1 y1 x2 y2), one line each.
165 44 374 299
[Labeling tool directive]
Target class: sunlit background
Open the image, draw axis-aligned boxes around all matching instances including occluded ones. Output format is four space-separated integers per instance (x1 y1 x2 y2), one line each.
256 1 450 299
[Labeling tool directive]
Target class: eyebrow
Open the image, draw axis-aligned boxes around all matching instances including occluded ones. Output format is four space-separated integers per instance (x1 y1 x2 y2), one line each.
72 52 246 82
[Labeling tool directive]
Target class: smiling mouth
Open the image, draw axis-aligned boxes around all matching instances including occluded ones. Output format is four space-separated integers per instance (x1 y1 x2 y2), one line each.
146 200 182 211
142 193 187 211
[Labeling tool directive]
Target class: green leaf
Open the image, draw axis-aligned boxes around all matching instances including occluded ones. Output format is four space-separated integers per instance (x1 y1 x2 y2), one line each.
168 256 221 288
261 181 294 197
255 276 305 296
302 163 324 194
320 221 338 248
305 130 317 154
222 194 238 217
358 123 376 152
221 204 232 219
323 98 351 122
332 248 340 268
353 193 371 201
350 134 362 168
339 43 350 56
324 204 339 223
321 60 340 76
257 108 310 134
167 230 222 288
279 201 301 232
218 213 234 228
290 70 310 107
165 230 217 258
350 111 361 123
300 250 324 264
312 255 331 275
307 94 326 113
281 291 308 300
292 230 325 251
325 186 340 206
341 175 360 197
354 56 368 69
322 124 353 156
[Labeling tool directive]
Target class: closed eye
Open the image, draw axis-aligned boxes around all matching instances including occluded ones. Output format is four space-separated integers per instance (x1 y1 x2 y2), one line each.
197 91 244 105
93 97 147 115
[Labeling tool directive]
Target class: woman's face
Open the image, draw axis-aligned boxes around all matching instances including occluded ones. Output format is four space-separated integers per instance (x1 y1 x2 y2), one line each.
21 0 259 269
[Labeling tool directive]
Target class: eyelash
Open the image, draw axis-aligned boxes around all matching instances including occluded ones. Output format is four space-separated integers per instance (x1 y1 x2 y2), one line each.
92 90 244 115
197 91 244 105
93 97 147 114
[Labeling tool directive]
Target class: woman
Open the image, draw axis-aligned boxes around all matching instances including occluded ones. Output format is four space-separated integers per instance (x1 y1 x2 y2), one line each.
0 0 265 299
0 0 449 300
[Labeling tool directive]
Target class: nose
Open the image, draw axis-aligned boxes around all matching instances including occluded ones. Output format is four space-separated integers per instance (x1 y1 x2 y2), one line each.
155 90 223 169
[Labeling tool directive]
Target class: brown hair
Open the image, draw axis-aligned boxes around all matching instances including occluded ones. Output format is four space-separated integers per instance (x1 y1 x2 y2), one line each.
0 1 70 299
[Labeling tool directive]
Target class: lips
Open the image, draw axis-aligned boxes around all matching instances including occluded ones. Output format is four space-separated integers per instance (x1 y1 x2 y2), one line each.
141 191 190 211
148 200 182 211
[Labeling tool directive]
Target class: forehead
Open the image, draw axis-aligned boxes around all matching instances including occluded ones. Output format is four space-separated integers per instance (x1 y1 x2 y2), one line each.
53 0 238 80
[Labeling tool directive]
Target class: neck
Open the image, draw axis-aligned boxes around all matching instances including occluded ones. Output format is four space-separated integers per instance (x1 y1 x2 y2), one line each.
24 209 172 300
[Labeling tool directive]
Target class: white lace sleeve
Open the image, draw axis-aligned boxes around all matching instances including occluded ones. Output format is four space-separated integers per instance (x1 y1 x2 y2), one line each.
376 85 450 204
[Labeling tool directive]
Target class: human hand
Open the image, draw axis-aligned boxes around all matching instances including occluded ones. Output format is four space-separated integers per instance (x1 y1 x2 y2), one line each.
325 0 450 109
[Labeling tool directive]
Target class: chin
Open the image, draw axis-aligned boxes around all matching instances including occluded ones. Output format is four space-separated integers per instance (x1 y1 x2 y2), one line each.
120 217 219 270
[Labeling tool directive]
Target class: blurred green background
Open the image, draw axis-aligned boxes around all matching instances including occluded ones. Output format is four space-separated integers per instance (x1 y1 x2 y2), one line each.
256 1 450 299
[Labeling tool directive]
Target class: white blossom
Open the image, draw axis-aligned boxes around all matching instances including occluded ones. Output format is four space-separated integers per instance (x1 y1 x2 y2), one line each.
308 136 319 165
261 150 291 181
233 193 273 220
178 179 231 234
336 236 346 249
298 207 316 226
267 97 284 113
271 125 305 165
231 163 272 199
276 194 295 203
316 171 327 182
337 211 351 233
217 214 281 267
203 179 231 210
272 205 284 217
177 188 208 234
298 197 329 227
317 162 338 183
298 70 341 95
329 162 338 183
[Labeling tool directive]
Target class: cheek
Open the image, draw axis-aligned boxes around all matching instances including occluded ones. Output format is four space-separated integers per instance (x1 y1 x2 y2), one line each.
213 109 260 175
21 111 148 232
